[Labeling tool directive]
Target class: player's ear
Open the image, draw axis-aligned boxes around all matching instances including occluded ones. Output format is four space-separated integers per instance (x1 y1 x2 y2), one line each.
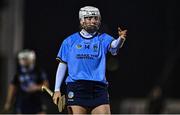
80 19 84 25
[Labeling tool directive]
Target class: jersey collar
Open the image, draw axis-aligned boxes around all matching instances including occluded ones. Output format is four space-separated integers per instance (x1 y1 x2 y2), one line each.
79 29 98 39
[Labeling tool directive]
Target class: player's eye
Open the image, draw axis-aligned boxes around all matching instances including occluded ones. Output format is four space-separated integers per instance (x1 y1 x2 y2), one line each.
94 16 98 20
84 16 99 21
84 17 92 20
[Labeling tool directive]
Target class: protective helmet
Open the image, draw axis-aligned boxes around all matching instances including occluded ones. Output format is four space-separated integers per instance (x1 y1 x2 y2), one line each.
18 49 36 61
79 6 101 21
79 6 101 33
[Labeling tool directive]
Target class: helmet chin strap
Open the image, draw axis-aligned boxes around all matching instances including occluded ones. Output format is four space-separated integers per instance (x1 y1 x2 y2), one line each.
80 29 97 38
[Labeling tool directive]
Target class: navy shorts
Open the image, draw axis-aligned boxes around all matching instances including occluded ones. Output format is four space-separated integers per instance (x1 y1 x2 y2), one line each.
66 80 110 108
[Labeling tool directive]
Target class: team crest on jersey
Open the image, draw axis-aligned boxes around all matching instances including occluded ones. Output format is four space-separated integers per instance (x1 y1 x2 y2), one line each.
68 91 74 99
93 44 98 52
76 44 82 49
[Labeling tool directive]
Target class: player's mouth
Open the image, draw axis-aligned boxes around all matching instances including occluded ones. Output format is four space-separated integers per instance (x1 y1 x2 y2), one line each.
85 25 99 33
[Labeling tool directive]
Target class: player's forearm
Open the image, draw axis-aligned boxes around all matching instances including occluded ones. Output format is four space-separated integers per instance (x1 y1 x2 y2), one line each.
6 84 16 103
111 37 125 49
54 62 67 91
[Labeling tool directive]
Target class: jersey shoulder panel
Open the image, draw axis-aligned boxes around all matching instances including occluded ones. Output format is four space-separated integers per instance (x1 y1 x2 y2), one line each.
63 32 80 45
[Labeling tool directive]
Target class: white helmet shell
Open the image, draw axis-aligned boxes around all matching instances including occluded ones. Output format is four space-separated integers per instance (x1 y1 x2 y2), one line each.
18 49 36 61
79 6 101 20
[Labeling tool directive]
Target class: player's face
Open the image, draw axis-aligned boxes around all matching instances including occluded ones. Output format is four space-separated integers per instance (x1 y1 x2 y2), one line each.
19 58 34 68
80 16 101 33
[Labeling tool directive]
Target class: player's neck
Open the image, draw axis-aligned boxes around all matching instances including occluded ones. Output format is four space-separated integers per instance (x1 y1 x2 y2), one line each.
80 29 97 38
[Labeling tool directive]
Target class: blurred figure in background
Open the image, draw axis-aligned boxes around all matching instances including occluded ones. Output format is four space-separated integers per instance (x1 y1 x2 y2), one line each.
3 49 49 114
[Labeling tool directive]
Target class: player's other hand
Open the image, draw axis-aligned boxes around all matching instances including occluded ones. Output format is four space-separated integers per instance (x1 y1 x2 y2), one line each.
53 91 61 105
118 27 127 40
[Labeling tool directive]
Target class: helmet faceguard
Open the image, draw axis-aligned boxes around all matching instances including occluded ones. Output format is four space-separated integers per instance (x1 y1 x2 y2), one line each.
79 6 101 33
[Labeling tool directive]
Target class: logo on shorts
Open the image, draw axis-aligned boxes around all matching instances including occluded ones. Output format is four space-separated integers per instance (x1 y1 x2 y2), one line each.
68 91 74 99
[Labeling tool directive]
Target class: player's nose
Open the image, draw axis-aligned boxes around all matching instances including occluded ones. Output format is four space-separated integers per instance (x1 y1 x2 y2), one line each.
91 17 96 22
90 18 98 24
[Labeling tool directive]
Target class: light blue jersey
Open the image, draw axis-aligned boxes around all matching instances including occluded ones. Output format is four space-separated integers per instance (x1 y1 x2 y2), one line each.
57 32 118 84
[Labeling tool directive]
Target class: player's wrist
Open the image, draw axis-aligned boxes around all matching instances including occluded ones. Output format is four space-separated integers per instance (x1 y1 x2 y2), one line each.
54 88 60 92
119 36 126 40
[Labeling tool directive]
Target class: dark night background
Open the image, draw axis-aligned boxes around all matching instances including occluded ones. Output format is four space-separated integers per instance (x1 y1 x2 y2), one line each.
0 0 179 113
23 0 178 97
